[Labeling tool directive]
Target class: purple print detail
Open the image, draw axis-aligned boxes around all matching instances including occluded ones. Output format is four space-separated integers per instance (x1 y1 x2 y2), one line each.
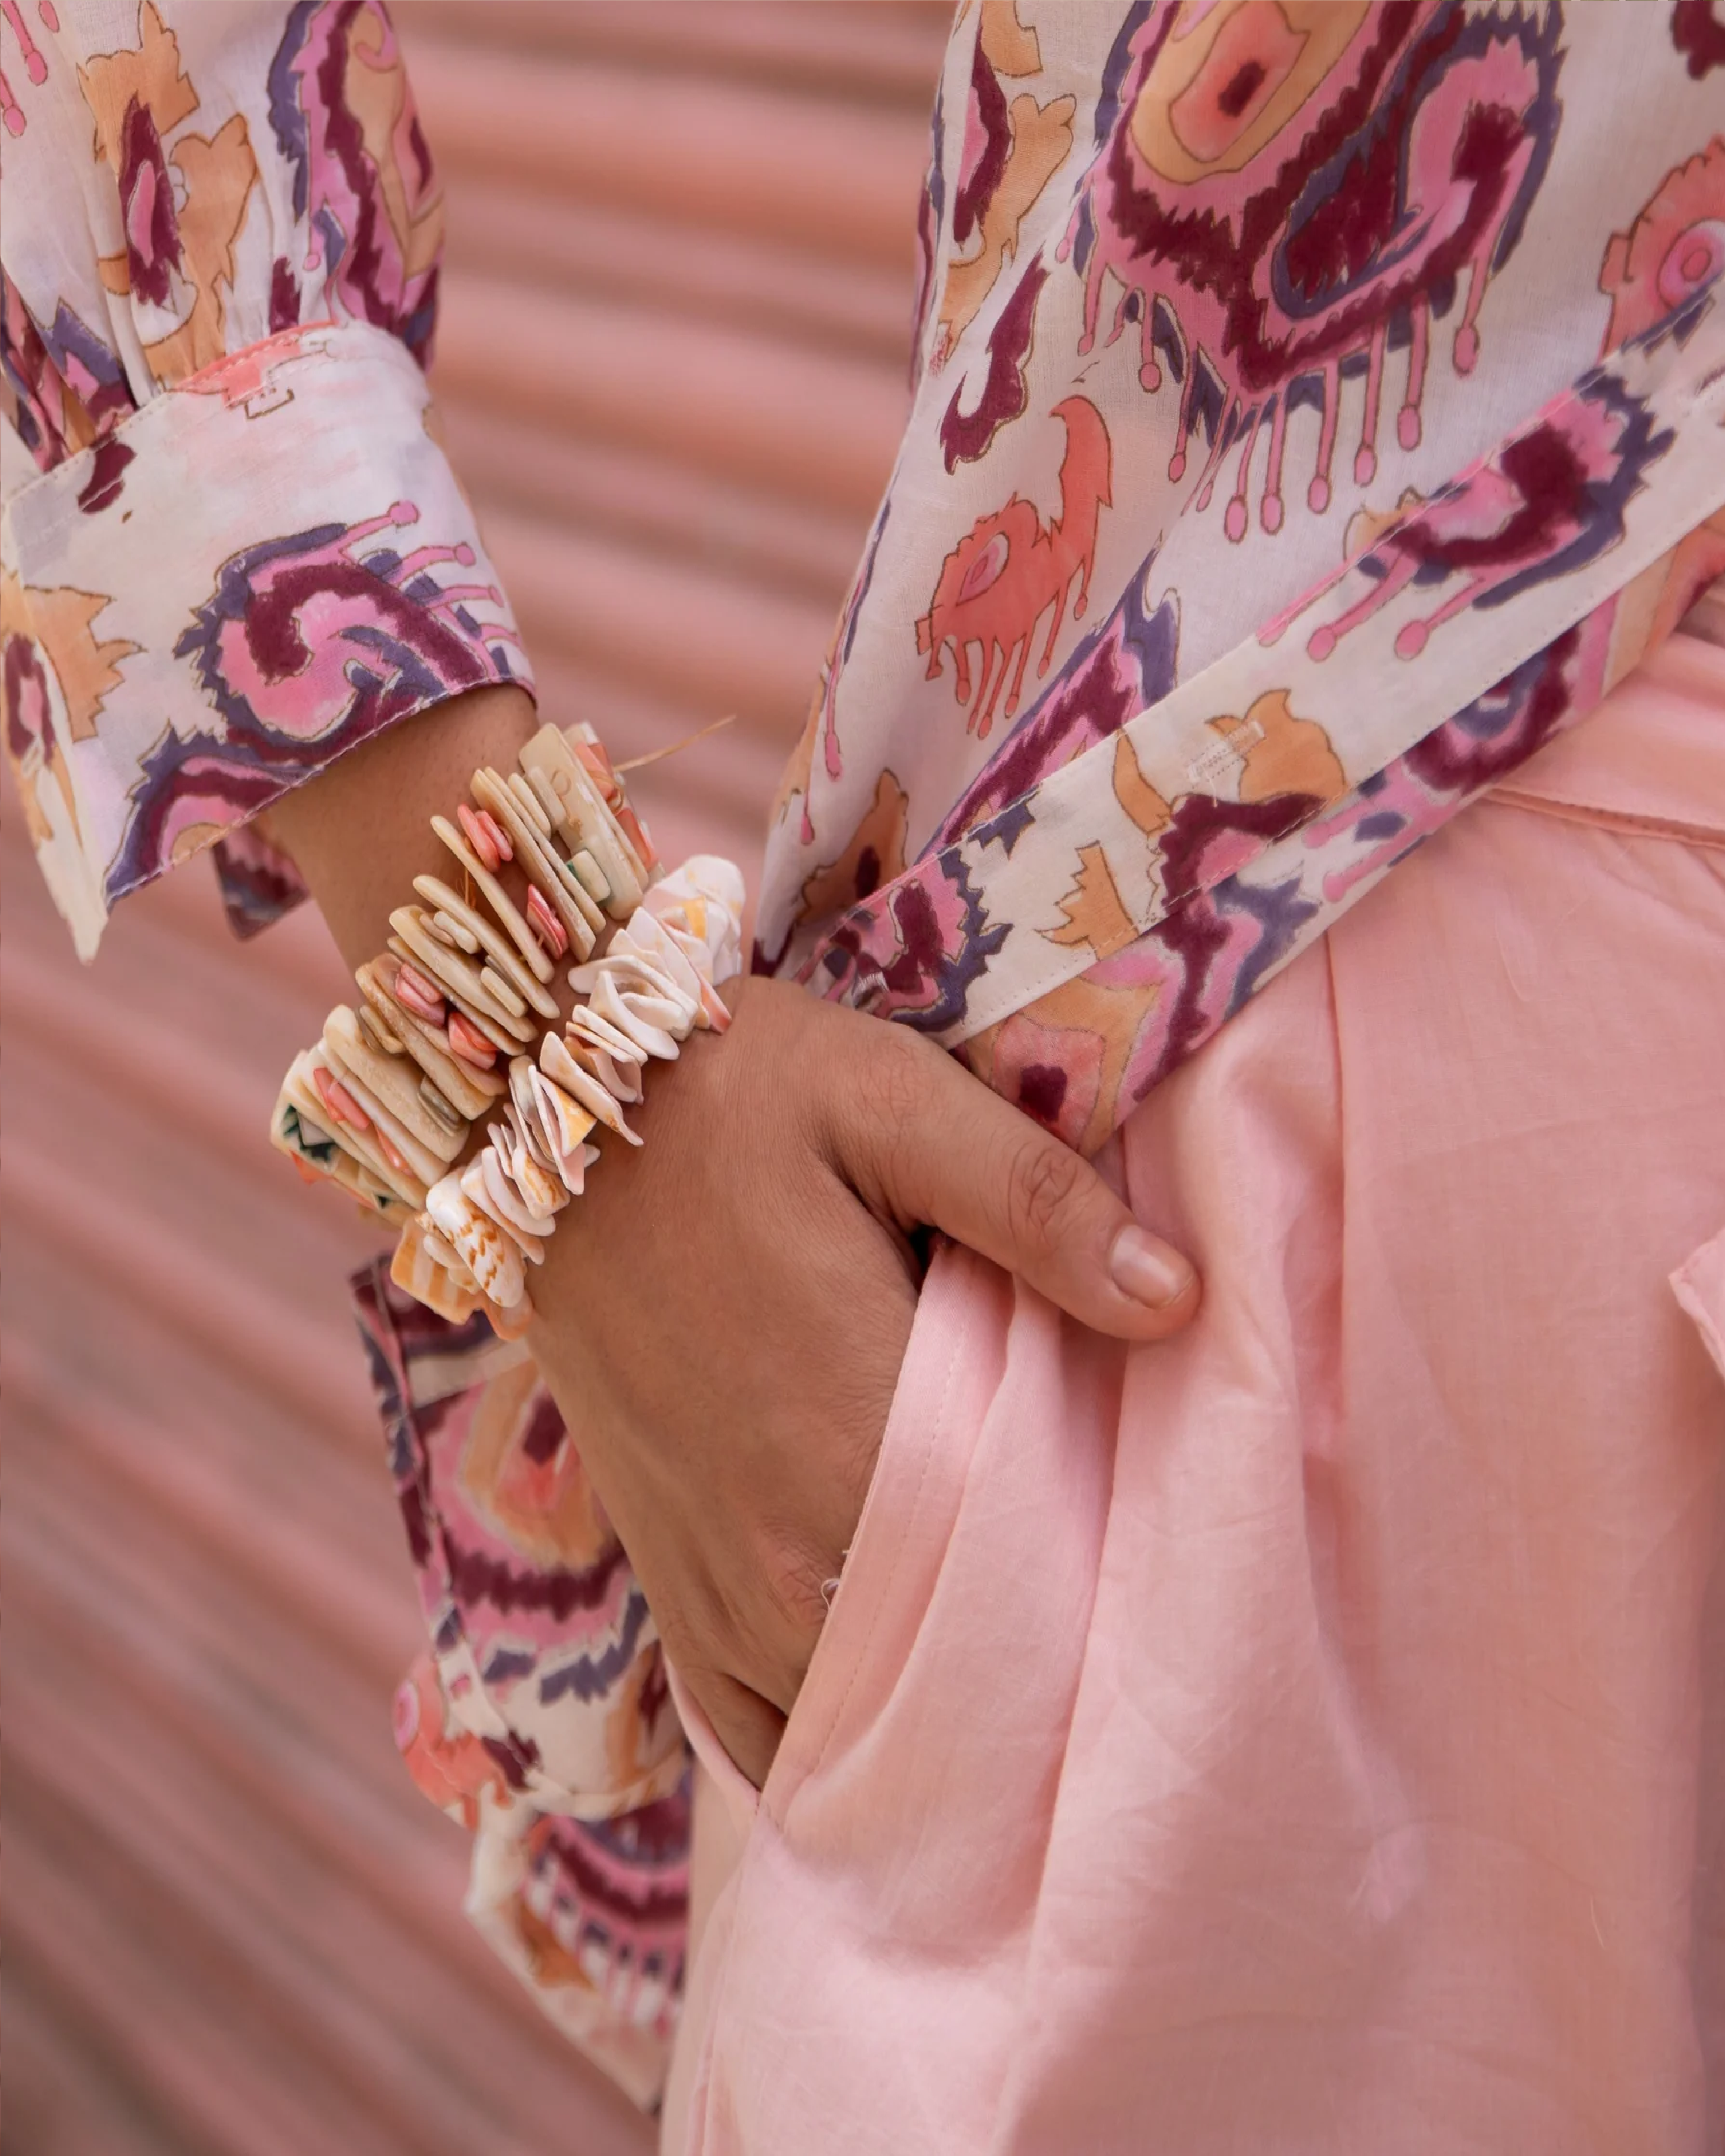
1118 793 1326 1094
211 826 311 939
2 281 132 470
809 844 1009 1035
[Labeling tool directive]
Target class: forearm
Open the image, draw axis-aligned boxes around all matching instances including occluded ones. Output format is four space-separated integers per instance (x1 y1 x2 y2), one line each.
259 683 542 979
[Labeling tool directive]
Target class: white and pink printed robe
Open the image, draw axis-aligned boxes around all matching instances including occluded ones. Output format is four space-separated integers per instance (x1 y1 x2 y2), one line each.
5 2 1725 2141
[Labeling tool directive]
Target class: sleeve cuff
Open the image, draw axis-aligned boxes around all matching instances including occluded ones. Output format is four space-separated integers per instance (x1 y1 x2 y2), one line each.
1 319 533 958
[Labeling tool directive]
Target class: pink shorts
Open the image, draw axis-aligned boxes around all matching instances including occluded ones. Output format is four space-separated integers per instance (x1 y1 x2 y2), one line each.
668 633 1725 2156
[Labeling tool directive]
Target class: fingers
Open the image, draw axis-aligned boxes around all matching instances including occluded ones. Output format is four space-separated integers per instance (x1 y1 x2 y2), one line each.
837 1028 1200 1343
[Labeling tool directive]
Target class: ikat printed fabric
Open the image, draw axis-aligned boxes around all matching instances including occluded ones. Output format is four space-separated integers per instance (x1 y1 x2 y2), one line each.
7 0 1725 2118
0 0 529 956
757 1 1725 1149
354 1267 691 2112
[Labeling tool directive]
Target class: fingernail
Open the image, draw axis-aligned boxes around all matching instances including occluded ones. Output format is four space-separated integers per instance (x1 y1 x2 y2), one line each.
1108 1225 1194 1308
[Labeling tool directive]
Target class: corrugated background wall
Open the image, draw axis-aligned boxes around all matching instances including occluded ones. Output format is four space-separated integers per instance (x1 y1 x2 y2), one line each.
1 8 947 2151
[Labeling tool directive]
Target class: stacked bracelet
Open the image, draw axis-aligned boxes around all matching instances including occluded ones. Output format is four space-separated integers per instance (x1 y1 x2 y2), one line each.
271 720 744 1336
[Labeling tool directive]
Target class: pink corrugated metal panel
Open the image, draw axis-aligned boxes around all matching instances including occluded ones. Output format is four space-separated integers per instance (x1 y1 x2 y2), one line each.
1 7 945 2150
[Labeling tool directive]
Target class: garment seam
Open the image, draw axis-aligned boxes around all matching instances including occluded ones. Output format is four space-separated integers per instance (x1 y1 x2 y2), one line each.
1 317 409 512
1485 788 1725 851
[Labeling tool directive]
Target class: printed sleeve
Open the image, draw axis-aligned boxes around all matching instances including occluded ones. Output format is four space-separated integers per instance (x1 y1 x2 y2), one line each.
0 1 531 957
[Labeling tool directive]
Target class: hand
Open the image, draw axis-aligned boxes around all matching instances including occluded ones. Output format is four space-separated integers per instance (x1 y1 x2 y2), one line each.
527 974 1199 1788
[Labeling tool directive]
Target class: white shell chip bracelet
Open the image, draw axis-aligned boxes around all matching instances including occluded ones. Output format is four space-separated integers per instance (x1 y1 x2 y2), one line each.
270 721 745 1336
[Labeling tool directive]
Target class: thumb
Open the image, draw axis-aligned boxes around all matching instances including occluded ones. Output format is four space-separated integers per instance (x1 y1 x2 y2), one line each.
840 1028 1200 1342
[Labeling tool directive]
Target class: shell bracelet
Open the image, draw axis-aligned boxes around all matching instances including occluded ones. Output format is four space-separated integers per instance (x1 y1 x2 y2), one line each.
270 720 745 1336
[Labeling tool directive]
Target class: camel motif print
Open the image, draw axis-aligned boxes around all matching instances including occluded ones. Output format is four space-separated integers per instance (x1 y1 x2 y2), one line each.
918 393 1113 735
1057 0 1563 536
798 273 1725 1109
11 6 1725 2111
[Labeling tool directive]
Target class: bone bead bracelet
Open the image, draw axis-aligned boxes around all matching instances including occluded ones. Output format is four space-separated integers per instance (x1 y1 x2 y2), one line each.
271 721 744 1334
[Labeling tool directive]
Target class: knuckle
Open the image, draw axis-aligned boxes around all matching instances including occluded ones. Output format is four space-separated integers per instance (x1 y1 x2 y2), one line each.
651 1598 712 1680
1004 1139 1088 1261
758 1534 839 1643
852 1021 928 1140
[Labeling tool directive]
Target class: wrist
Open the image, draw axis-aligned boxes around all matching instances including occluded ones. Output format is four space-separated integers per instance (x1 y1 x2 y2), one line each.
261 682 541 976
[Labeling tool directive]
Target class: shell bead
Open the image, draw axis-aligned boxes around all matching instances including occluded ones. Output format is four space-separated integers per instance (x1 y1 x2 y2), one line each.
430 907 481 954
466 1152 550 1252
456 799 510 872
357 1001 406 1057
393 961 448 1027
426 1174 526 1309
313 1063 370 1131
359 960 503 1116
447 1009 499 1068
430 814 554 986
526 883 568 957
507 769 553 835
414 870 560 1020
373 1123 414 1177
472 766 602 955
419 1078 465 1134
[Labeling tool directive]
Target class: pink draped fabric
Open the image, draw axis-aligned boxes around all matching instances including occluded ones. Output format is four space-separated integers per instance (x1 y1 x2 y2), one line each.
667 631 1725 2154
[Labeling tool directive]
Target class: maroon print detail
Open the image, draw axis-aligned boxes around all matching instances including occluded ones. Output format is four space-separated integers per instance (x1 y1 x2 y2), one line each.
268 255 301 333
1138 790 1323 1078
1406 624 1577 793
1262 372 1672 665
119 96 181 306
3 625 50 762
953 27 1012 247
448 1537 633 1627
940 258 1048 469
1672 0 1725 76
1059 3 1563 534
1016 1062 1068 1127
76 434 134 513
